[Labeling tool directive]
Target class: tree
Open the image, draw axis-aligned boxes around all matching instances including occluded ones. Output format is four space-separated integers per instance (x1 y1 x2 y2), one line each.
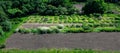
48 0 70 7
82 0 107 14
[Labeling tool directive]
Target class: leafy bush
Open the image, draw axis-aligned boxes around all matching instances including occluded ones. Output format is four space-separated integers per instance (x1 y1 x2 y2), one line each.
0 44 5 49
0 27 4 36
50 26 60 33
82 0 107 14
31 29 38 34
0 10 8 22
71 0 87 2
64 28 84 33
100 27 118 32
118 2 120 5
18 28 31 34
7 8 23 18
0 21 12 32
48 0 70 6
82 25 93 32
57 24 64 29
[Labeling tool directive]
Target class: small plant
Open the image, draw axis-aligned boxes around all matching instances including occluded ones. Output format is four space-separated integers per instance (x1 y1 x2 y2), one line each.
0 44 5 49
64 28 84 33
57 24 64 29
50 26 60 33
18 28 31 34
31 29 38 33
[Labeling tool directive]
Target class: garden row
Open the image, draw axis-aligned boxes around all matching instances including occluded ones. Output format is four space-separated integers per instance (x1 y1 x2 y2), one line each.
26 14 120 27
27 14 119 23
16 24 120 34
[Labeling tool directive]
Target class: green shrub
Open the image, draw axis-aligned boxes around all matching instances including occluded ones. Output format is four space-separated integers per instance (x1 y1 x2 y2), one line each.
93 27 102 32
82 0 107 14
82 25 93 32
0 27 4 36
115 28 120 32
0 44 5 49
64 28 84 33
50 26 60 33
7 8 23 18
0 10 8 22
100 27 116 32
18 28 31 34
71 0 87 2
48 0 70 7
118 2 120 5
0 21 12 32
31 29 38 33
57 24 64 29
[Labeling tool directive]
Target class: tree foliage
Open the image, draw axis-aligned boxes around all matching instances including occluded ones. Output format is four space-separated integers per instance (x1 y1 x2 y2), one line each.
82 0 107 14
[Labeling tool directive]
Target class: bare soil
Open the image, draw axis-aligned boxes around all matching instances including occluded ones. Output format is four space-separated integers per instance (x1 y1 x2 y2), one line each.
21 23 82 28
6 32 120 51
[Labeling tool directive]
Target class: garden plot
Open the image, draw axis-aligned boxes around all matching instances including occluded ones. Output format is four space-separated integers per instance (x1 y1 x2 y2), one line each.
6 32 120 50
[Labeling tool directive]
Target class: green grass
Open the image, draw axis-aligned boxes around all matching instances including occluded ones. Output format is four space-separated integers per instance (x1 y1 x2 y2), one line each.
0 49 119 53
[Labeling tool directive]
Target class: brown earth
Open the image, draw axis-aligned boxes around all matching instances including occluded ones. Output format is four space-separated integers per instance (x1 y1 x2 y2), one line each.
21 23 82 28
6 32 120 51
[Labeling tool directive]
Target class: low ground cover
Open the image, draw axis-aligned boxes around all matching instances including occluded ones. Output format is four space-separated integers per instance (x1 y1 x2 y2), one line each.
0 49 118 53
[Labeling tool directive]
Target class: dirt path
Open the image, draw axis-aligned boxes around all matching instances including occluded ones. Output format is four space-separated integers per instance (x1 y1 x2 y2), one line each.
6 32 120 51
21 23 82 28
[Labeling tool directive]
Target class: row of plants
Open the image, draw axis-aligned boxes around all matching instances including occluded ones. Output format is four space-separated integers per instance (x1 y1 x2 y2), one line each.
0 49 118 53
26 14 119 26
16 24 120 34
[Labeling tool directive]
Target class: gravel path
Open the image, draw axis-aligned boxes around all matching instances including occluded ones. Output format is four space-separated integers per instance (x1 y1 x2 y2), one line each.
6 32 120 51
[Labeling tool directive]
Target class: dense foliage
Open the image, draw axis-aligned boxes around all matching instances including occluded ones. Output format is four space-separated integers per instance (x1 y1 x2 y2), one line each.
82 0 107 14
0 0 77 17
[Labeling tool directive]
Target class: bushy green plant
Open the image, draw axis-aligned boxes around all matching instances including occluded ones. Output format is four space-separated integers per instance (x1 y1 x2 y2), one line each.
48 0 70 7
0 10 8 22
64 28 84 33
18 28 31 34
100 27 118 32
0 44 5 49
0 27 4 36
82 25 93 32
57 24 64 29
82 0 107 14
7 8 23 18
0 21 12 32
118 2 120 5
71 0 87 2
50 26 60 33
31 29 38 33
